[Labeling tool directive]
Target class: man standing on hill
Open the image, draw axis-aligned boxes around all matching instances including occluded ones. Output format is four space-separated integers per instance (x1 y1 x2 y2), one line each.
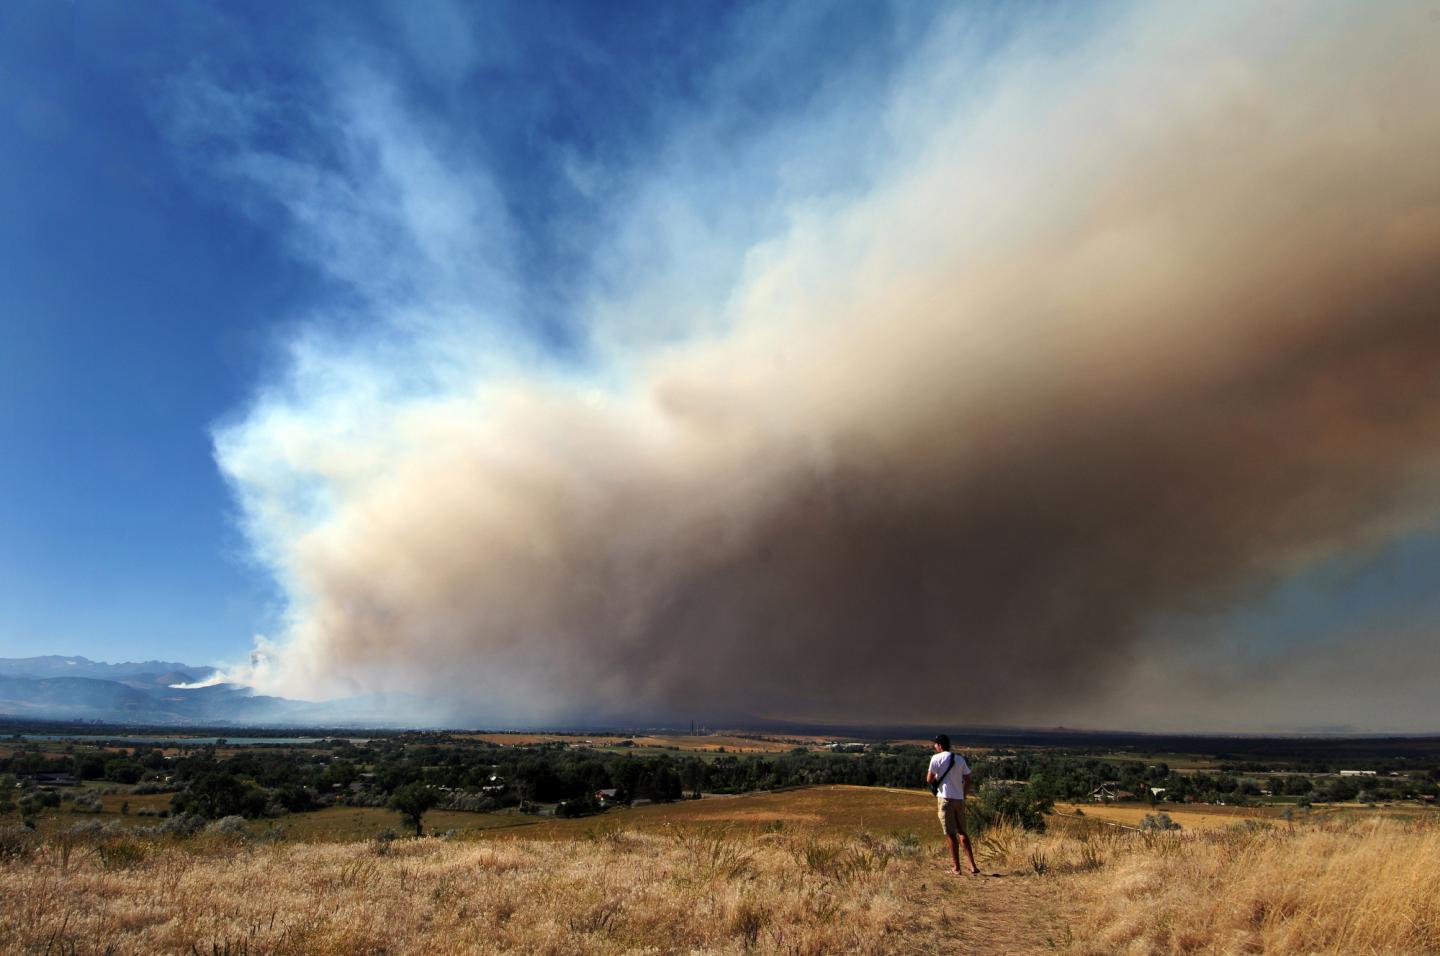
927 733 979 875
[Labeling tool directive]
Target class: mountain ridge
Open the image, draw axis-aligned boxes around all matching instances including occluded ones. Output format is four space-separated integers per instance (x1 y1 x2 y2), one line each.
0 656 437 727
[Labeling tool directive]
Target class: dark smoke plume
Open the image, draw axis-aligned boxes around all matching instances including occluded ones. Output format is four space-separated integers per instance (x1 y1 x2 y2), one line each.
214 2 1440 729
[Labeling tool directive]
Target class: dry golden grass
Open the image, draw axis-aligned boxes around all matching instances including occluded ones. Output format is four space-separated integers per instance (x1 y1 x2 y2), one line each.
507 785 939 840
0 822 1063 955
1052 802 1280 832
256 806 527 842
4 789 1438 955
1039 814 1440 955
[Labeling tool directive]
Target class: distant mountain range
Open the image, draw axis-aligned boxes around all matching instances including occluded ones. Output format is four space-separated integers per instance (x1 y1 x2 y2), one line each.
0 655 429 727
0 655 217 684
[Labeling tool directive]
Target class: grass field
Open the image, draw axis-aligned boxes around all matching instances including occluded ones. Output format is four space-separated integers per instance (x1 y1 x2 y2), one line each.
268 806 528 841
1053 801 1279 831
5 785 1439 954
483 785 937 841
1091 752 1222 771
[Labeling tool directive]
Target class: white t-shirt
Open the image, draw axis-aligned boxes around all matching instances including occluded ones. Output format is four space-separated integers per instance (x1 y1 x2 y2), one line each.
928 751 970 800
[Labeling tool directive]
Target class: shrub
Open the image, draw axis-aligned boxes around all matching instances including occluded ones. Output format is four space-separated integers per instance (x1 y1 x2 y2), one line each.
556 794 602 818
17 789 59 815
67 791 104 813
440 791 492 813
254 824 288 844
154 813 206 838
971 786 1052 834
1140 812 1181 832
206 816 250 840
0 824 36 861
891 830 922 857
97 838 149 871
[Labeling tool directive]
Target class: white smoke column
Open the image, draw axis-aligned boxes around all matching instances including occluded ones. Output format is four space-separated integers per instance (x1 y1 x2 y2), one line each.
213 1 1440 728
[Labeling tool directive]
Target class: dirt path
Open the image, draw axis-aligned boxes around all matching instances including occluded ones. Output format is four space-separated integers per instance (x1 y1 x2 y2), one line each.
903 860 1078 954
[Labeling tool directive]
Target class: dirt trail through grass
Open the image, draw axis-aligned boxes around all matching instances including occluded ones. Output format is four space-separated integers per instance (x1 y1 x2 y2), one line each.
486 784 1078 953
902 866 1075 954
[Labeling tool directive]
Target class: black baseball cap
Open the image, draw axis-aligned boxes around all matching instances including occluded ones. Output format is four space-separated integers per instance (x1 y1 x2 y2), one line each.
932 733 951 749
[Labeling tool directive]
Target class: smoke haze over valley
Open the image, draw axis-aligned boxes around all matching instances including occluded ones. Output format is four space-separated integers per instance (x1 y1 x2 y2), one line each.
5 2 1440 733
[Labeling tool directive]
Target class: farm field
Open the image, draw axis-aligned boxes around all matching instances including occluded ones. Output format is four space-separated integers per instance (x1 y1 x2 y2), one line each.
1091 752 1222 771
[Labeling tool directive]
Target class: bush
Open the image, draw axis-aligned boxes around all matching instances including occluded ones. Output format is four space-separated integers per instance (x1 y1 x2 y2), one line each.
17 789 59 816
0 824 36 861
971 786 1052 834
440 791 493 813
66 791 104 813
254 824 288 844
1140 812 1181 832
556 795 602 818
154 813 206 838
206 816 250 840
97 838 149 870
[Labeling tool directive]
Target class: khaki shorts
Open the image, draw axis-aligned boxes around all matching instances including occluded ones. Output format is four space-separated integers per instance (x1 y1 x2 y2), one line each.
937 795 967 837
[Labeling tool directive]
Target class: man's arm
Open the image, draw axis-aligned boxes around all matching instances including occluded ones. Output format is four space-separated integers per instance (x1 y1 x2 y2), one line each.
961 771 972 796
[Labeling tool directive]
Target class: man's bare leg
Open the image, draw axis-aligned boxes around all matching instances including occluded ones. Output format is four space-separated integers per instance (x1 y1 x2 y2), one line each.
959 833 980 874
946 834 962 873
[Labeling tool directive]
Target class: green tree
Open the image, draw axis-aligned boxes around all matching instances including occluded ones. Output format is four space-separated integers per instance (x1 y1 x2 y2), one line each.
171 771 267 819
388 783 439 837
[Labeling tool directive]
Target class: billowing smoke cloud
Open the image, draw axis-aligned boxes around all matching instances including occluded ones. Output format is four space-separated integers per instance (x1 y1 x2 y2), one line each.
209 2 1440 729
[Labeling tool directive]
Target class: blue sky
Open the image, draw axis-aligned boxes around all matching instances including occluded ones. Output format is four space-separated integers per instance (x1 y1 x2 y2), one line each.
2 1 1437 732
0 0 930 664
